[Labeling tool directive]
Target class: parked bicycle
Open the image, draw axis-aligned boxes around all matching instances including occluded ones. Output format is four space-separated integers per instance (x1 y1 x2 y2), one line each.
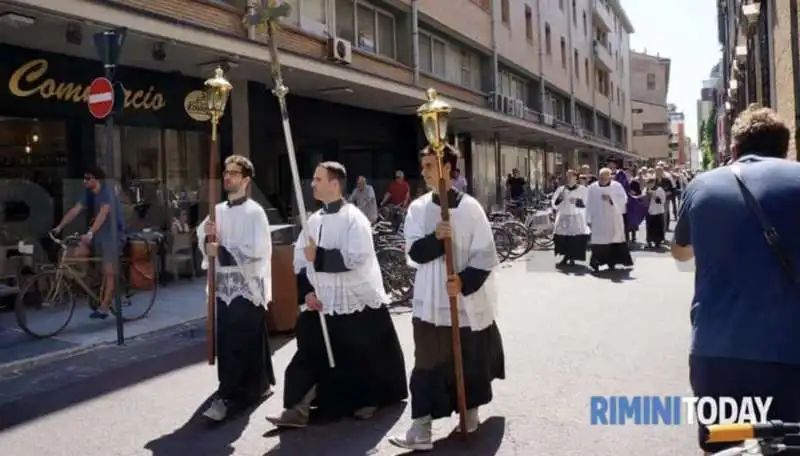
14 232 161 338
373 218 413 306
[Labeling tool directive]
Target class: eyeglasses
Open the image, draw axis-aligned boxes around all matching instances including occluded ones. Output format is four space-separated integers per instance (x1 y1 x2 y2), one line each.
223 170 243 177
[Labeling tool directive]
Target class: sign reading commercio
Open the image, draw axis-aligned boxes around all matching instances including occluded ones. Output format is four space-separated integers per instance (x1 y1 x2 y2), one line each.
8 58 167 111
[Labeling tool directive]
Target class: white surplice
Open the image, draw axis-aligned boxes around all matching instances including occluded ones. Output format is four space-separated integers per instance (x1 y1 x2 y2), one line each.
197 199 272 307
552 185 590 236
586 180 628 245
647 187 667 215
293 202 388 316
404 191 499 330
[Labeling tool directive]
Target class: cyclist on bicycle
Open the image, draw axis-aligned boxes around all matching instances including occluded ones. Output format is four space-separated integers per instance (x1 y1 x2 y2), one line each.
52 166 126 319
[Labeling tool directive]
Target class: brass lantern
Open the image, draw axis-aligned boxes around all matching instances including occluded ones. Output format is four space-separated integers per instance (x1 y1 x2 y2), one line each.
416 88 452 152
204 67 233 136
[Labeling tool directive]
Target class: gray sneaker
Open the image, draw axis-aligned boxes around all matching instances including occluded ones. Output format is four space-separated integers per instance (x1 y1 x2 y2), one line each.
266 408 309 428
388 418 433 451
202 398 228 422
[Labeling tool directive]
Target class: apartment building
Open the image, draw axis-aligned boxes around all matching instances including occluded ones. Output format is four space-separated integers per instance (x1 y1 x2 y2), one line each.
628 50 671 162
0 0 639 215
718 0 799 161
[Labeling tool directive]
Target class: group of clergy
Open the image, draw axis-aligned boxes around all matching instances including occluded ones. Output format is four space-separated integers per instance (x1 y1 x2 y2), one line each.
196 150 504 452
553 160 681 270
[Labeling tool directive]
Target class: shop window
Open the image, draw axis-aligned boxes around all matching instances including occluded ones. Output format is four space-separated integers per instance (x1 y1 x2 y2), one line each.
0 118 67 241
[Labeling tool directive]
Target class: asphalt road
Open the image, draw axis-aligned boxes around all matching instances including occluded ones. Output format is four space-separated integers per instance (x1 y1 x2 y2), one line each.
0 241 698 456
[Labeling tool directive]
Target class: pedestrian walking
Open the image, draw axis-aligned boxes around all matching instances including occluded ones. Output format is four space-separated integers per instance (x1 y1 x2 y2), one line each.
644 177 666 248
586 168 633 272
551 169 590 266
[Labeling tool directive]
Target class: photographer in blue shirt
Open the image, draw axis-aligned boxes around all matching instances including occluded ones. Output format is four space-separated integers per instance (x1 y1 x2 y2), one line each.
671 105 800 454
54 166 126 319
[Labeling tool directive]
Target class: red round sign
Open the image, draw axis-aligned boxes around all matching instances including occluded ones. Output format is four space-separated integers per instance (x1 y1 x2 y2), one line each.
87 77 114 119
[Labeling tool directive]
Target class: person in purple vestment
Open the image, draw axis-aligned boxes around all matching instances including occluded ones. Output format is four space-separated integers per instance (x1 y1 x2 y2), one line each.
607 159 633 242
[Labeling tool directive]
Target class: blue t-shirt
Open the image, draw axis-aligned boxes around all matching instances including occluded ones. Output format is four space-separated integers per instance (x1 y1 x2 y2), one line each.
675 156 800 364
80 184 126 240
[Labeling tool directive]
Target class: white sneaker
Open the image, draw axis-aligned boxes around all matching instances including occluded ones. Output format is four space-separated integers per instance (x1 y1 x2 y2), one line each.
388 417 434 451
455 408 480 433
202 398 228 422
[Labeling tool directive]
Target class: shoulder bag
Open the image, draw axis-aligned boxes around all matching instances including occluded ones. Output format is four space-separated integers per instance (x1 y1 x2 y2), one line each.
729 164 800 286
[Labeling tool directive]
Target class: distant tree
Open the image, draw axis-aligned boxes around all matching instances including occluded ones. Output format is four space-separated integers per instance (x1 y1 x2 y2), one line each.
701 118 717 169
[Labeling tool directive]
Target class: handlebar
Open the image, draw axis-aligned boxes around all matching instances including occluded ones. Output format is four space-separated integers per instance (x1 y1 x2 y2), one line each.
706 421 800 444
49 231 82 247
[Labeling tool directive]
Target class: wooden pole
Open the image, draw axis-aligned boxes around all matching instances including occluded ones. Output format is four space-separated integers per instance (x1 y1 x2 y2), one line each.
206 118 219 365
435 146 468 440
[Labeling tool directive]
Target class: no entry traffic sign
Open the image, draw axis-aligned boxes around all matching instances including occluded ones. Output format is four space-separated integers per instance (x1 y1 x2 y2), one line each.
88 77 114 119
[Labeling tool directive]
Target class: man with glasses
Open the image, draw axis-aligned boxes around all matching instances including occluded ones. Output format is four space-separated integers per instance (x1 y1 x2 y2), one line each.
53 166 126 319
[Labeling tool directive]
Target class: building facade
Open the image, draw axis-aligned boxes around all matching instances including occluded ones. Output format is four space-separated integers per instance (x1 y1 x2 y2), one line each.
0 0 640 229
717 0 799 161
667 104 687 165
629 50 671 162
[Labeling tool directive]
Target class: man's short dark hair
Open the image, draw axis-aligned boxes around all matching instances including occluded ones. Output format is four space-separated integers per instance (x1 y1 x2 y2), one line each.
318 161 347 189
419 145 459 172
224 154 255 178
85 166 106 180
731 104 790 159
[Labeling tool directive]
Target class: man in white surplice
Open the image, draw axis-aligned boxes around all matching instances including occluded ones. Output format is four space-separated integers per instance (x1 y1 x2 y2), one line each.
388 146 505 452
586 167 634 272
196 155 275 422
266 161 407 428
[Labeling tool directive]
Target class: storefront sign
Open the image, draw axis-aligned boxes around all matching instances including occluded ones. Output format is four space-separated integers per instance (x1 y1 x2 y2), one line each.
183 90 211 122
8 59 166 111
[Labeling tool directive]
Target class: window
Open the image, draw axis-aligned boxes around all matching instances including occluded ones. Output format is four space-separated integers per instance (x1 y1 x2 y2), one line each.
574 50 579 80
610 81 614 100
499 71 527 104
616 87 620 103
582 11 587 35
584 58 589 86
646 73 656 90
525 5 533 41
419 32 446 77
460 50 472 87
559 0 564 11
560 37 566 69
572 0 577 24
335 1 396 58
304 0 326 23
501 0 509 24
545 23 551 55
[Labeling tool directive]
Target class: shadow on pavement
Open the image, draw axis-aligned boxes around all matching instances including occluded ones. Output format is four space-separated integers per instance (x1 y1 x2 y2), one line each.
261 402 406 455
144 394 267 456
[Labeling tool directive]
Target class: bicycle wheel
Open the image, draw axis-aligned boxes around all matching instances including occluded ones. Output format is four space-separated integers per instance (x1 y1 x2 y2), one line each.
492 226 513 263
376 247 413 305
532 227 555 248
15 270 76 338
502 220 532 260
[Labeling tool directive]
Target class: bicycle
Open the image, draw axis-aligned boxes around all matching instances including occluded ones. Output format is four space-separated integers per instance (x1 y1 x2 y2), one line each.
373 220 413 305
707 421 800 455
14 232 161 338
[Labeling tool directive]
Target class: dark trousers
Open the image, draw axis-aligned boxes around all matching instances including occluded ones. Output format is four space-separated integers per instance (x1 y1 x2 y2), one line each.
690 355 800 453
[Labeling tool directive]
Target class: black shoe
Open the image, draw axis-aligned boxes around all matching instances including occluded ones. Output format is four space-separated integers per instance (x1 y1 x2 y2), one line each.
89 310 109 320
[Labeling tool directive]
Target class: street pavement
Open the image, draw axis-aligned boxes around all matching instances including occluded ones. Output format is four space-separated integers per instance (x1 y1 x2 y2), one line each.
0 235 699 456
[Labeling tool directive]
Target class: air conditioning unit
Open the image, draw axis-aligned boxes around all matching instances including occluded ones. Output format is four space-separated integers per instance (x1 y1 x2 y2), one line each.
513 99 525 118
504 96 516 116
327 37 352 64
492 93 506 113
542 113 554 126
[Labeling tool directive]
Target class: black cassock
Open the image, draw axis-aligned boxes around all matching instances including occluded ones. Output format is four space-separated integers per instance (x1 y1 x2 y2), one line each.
283 201 408 419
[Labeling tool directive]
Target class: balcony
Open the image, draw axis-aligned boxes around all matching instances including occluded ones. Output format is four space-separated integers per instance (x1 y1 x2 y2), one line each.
593 0 613 32
593 40 614 72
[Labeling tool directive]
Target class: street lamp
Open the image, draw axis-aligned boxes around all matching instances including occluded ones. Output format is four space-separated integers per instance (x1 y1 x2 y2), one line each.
416 88 469 440
203 66 232 366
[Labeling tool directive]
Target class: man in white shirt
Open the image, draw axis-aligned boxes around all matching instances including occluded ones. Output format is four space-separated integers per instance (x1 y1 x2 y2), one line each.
451 168 468 193
348 175 378 223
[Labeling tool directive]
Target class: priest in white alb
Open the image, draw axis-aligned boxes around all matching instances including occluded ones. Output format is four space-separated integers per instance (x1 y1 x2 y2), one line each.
266 161 407 428
196 155 275 422
389 146 505 451
586 167 634 272
552 168 590 267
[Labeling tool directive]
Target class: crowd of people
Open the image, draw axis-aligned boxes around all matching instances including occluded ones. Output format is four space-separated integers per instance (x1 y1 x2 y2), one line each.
549 159 696 271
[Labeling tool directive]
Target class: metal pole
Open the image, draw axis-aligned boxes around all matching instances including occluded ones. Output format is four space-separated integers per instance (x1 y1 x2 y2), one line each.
104 63 124 346
206 117 218 365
